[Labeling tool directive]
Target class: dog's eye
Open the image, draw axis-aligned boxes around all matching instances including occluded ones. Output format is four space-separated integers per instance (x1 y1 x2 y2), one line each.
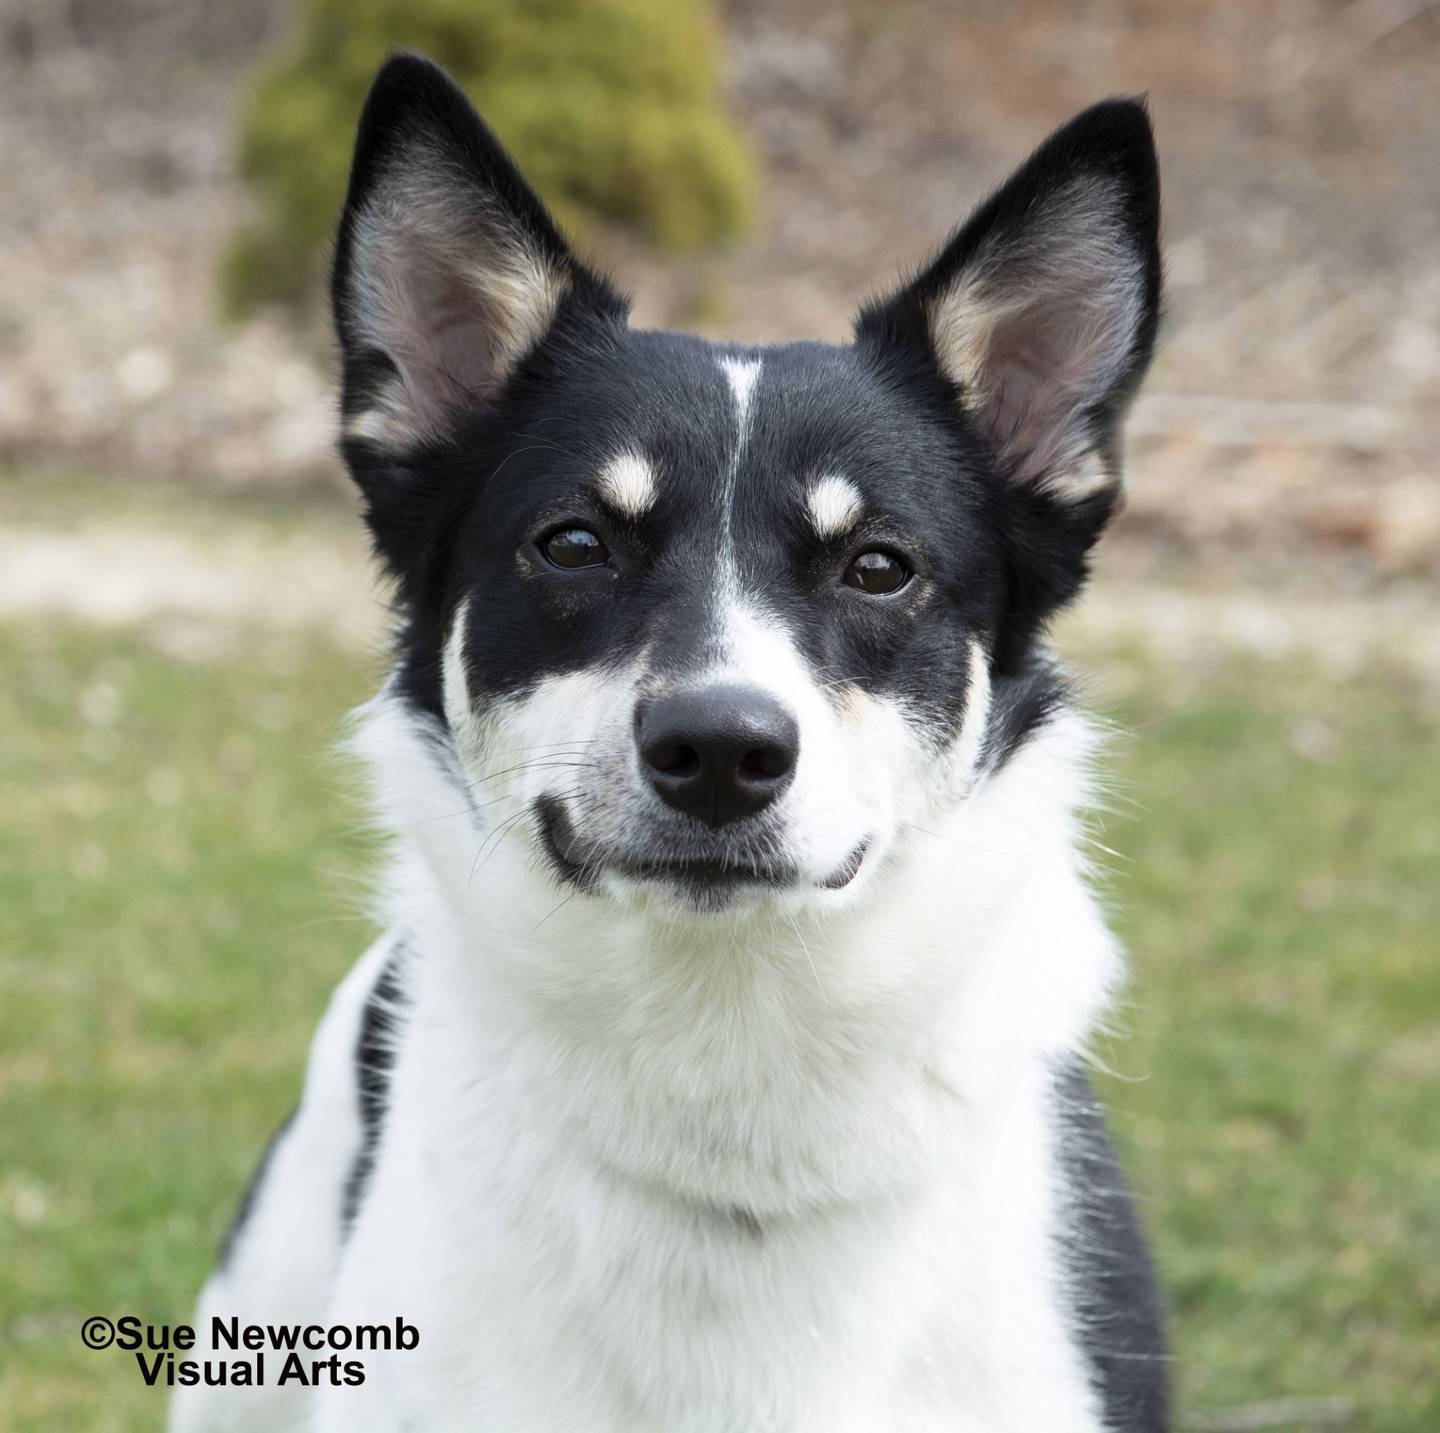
541 527 610 569
843 550 911 595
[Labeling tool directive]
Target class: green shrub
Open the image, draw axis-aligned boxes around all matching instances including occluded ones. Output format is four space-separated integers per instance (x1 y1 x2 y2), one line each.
223 0 756 315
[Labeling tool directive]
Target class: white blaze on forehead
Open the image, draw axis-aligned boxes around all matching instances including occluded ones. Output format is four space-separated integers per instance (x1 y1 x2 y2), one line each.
718 355 761 431
716 354 763 591
806 474 865 540
595 450 658 518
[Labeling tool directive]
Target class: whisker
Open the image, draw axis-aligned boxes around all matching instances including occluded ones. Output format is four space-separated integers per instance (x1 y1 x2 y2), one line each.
467 752 596 780
488 444 566 482
467 782 595 888
786 912 823 998
467 774 590 812
512 738 599 750
530 890 577 934
462 758 597 792
908 825 1019 858
468 809 531 886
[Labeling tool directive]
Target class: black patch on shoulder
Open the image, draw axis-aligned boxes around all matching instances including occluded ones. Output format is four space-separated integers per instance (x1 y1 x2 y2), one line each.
341 944 412 1231
1053 1058 1170 1432
217 1108 296 1270
983 649 1070 774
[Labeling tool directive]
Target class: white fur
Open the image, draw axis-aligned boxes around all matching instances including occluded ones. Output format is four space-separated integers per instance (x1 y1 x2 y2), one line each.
595 450 659 518
805 474 865 540
316 697 1113 1432
176 361 1119 1431
176 655 1119 1431
718 354 761 430
173 75 1159 1429
441 583 957 919
170 934 398 1433
717 355 762 597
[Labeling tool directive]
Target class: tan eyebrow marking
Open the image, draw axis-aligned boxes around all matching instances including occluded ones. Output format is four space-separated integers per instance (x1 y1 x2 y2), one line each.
595 451 658 518
806 474 865 539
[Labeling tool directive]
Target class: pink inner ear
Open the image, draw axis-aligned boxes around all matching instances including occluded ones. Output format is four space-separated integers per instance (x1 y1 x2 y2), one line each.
983 295 1127 487
385 261 503 437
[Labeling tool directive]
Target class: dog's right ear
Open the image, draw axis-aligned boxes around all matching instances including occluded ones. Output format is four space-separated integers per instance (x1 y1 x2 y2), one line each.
332 53 626 469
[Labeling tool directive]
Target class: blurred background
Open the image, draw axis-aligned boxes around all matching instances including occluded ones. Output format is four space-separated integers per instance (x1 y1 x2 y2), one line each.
2 1 1437 1429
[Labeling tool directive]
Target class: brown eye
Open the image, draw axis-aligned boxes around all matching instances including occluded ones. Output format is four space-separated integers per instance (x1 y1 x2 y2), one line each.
843 550 911 595
542 527 609 569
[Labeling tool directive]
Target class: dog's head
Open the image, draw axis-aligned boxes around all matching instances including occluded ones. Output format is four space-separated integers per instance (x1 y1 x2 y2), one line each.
334 54 1160 919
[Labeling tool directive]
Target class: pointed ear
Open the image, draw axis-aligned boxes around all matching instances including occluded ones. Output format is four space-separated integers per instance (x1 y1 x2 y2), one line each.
857 99 1161 667
858 99 1160 503
332 53 627 459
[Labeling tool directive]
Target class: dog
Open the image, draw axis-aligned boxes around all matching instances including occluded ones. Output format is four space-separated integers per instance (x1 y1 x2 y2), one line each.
171 52 1168 1433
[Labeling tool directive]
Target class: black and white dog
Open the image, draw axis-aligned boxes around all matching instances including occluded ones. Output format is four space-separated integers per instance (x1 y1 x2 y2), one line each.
172 53 1167 1433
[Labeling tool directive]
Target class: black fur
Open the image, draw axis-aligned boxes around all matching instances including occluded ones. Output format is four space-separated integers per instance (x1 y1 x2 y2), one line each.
443 330 1007 758
983 650 1073 775
330 56 1162 750
1054 1058 1171 1431
341 945 410 1230
331 53 628 717
855 98 1163 674
321 61 1169 1423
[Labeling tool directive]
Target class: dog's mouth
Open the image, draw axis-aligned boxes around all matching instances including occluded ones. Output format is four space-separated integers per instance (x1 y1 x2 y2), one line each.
819 842 868 891
538 801 867 897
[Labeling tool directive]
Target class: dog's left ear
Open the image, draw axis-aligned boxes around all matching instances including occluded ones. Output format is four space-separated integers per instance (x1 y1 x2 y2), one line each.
857 99 1161 660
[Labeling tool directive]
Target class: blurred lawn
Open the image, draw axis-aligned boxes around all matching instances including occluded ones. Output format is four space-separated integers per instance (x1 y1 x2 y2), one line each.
2 615 1437 1431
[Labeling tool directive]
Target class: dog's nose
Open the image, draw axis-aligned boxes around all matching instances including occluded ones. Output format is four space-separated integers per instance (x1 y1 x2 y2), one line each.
638 685 799 828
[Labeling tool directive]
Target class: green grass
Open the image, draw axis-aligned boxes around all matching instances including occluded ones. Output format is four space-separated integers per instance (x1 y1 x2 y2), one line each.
0 624 380 1430
1095 654 1440 1431
2 621 1436 1430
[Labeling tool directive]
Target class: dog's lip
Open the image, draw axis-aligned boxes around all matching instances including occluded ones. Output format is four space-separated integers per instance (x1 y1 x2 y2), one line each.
538 801 864 893
539 800 595 887
820 841 868 891
615 855 791 888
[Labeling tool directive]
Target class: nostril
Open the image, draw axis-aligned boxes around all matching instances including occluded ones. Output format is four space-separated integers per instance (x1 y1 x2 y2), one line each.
660 743 700 779
643 733 703 779
738 746 792 782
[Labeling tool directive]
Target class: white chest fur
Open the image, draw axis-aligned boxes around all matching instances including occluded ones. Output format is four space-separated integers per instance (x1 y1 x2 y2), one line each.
313 704 1118 1432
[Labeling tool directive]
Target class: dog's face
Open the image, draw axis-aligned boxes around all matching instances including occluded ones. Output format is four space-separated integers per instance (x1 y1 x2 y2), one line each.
435 332 1001 914
334 56 1160 917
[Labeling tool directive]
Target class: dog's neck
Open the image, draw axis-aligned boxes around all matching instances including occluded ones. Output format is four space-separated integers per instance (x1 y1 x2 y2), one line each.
352 693 1120 1217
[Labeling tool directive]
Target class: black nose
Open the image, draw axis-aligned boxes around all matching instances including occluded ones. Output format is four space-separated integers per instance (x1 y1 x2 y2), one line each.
638 685 799 829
